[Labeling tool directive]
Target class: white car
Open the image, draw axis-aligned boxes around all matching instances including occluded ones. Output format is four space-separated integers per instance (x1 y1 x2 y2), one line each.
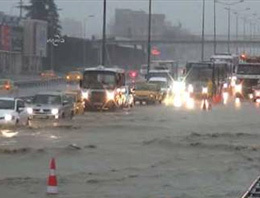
26 92 74 120
0 98 29 126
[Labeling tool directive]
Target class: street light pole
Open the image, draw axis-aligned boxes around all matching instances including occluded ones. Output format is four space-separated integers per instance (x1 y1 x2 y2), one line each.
227 7 231 54
19 0 23 19
234 12 239 54
83 15 94 67
216 0 244 54
213 0 217 54
232 8 250 54
201 0 205 61
101 0 107 66
146 0 152 79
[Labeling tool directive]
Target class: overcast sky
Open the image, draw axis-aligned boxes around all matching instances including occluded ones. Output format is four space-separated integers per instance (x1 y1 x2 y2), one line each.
1 0 260 37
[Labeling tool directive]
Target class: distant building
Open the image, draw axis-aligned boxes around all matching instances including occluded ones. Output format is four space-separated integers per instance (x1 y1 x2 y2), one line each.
23 19 48 73
111 9 166 39
0 12 48 75
61 18 83 38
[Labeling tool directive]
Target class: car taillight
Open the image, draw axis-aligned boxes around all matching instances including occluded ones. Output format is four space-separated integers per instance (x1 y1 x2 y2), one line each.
5 84 10 90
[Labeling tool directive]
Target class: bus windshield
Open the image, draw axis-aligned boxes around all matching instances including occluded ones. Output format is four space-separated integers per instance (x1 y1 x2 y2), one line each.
186 63 213 83
237 64 260 75
82 71 117 89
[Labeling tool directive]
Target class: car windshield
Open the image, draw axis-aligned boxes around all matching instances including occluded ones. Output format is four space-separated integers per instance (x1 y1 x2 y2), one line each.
33 95 62 105
0 100 14 110
66 94 77 102
82 71 116 89
149 81 167 88
135 83 158 91
186 65 213 83
237 64 260 75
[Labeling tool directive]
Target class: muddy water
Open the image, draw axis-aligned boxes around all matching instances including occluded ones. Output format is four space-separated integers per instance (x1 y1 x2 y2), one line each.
1 103 260 198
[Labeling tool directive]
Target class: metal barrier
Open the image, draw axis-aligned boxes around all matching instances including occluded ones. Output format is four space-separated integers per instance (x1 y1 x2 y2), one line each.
14 77 65 88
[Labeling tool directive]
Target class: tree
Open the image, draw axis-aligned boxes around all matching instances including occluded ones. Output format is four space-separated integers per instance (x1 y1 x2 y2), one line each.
24 0 61 37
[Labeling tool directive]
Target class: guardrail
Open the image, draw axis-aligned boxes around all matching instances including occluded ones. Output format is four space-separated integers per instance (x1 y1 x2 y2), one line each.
14 77 65 88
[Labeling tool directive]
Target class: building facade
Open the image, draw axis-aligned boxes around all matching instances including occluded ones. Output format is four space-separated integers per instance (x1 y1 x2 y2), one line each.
112 9 166 39
0 12 47 75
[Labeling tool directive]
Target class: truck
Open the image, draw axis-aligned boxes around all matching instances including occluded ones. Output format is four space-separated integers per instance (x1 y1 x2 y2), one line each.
234 63 260 100
79 65 129 111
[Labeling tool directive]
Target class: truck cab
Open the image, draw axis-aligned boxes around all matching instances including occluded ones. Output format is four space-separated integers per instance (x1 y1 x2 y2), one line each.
80 66 126 111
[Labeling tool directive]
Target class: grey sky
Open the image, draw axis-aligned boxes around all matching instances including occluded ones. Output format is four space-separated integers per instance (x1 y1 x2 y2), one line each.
1 0 260 37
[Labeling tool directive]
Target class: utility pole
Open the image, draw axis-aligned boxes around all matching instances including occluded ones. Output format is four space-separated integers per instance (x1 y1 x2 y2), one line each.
101 0 107 66
146 0 152 79
201 0 205 61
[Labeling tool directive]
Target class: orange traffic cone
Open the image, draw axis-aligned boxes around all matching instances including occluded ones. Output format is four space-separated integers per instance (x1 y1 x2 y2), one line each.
47 158 58 194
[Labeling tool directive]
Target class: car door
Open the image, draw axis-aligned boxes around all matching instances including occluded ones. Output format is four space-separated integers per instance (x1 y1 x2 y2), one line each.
16 100 27 124
62 95 72 117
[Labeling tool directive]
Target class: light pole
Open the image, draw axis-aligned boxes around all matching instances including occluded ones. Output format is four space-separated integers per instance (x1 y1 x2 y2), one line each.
216 0 244 54
146 0 152 79
19 0 23 18
201 0 205 61
101 0 107 66
83 15 94 67
213 0 217 55
233 7 250 54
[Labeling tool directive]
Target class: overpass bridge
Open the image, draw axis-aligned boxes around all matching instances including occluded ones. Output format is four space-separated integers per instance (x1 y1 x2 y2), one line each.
103 35 260 45
97 35 260 62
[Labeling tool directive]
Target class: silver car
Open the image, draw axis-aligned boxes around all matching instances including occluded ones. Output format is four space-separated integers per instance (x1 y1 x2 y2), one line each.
26 92 74 120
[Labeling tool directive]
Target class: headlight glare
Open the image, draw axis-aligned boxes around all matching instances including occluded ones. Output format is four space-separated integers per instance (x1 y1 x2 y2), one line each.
202 87 208 94
27 108 33 114
4 114 12 121
51 109 59 115
188 84 194 93
106 91 115 101
82 91 88 99
235 84 242 93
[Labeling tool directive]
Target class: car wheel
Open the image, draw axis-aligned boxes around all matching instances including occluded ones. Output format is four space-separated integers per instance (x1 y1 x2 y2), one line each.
25 118 30 126
70 111 74 119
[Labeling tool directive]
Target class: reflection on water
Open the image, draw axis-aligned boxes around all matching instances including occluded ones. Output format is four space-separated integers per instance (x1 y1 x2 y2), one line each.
1 129 19 138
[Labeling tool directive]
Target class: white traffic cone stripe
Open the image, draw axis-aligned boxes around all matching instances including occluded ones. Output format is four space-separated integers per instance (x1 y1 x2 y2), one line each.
47 186 58 194
49 169 55 176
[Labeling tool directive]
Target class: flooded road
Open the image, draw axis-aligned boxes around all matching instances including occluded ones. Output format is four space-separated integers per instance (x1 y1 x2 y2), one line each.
1 103 260 198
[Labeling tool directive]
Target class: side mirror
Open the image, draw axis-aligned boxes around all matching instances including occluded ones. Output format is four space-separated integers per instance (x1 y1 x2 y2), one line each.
63 100 69 106
26 99 32 104
79 80 82 88
17 107 24 113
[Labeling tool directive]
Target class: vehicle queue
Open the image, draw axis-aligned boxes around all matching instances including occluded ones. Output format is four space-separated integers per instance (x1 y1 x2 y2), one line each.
1 54 260 127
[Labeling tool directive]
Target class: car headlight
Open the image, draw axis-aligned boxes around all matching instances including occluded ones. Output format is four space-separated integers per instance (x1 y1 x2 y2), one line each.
223 83 228 89
202 87 208 94
4 114 13 121
106 91 115 101
235 84 242 93
82 91 89 99
51 109 59 115
188 84 194 93
255 91 260 97
26 107 33 114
